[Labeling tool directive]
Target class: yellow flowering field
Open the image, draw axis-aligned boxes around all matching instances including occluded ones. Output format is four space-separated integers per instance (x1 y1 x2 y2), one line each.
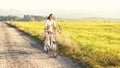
7 21 120 68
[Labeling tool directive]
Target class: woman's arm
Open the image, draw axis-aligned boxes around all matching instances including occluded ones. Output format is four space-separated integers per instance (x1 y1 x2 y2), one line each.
53 20 57 28
53 20 60 33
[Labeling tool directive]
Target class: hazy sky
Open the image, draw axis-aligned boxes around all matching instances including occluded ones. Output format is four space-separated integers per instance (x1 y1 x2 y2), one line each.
0 0 120 10
0 0 120 18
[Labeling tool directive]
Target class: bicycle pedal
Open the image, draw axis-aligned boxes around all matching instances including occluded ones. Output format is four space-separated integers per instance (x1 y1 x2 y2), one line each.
50 49 52 51
53 41 56 44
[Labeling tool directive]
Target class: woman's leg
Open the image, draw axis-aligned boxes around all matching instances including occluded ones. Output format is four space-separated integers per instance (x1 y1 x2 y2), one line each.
44 33 49 51
50 33 55 42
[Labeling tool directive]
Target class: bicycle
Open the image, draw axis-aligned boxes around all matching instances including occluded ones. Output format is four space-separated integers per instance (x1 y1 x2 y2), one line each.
44 29 60 58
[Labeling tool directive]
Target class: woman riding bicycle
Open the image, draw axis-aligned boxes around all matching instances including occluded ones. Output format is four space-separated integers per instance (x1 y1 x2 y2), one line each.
44 14 57 52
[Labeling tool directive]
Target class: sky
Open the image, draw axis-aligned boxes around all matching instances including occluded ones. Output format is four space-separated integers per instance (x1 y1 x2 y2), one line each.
0 0 120 18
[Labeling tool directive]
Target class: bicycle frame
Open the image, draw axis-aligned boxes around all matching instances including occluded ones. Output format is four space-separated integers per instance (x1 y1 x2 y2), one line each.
44 32 58 57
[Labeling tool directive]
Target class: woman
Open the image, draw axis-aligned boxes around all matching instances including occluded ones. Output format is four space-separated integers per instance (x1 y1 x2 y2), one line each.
44 14 57 52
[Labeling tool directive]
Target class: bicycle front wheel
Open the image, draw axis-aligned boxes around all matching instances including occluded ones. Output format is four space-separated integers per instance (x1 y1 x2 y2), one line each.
52 42 58 58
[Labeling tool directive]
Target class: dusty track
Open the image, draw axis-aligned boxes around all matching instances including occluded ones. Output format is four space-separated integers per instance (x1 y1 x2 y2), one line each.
0 22 81 68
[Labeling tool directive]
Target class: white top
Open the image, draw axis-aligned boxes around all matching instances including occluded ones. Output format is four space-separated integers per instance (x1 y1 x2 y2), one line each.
45 19 56 32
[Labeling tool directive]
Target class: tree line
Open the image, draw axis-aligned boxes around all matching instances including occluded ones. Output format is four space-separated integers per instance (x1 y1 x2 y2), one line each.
0 15 47 21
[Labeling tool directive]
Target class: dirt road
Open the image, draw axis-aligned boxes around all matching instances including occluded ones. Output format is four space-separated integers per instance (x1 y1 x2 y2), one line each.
0 22 82 68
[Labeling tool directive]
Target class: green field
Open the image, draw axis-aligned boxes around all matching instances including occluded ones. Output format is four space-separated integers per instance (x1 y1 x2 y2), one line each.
7 21 120 68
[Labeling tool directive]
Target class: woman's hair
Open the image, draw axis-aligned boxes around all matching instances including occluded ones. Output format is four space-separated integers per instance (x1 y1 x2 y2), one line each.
47 14 53 20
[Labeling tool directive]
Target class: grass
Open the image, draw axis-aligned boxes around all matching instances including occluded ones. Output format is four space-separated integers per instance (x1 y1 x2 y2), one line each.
7 21 120 68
